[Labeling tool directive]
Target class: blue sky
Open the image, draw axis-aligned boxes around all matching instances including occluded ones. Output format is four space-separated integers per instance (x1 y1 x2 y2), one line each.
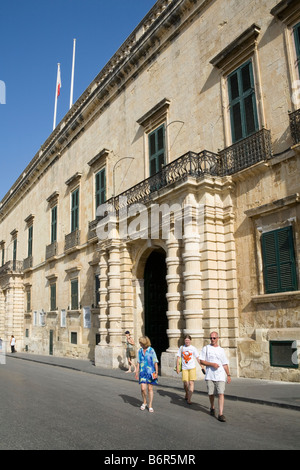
0 0 156 201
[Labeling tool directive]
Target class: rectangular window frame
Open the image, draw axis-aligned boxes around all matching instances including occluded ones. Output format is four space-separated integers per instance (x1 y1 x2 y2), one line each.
51 205 57 243
50 283 57 311
270 340 298 369
95 167 106 210
261 226 298 294
71 188 79 233
28 225 33 257
70 278 79 310
228 60 259 143
293 22 300 78
70 332 78 345
148 124 166 177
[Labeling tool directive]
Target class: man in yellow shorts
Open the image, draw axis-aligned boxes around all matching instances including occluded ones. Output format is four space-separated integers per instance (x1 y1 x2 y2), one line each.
176 335 202 404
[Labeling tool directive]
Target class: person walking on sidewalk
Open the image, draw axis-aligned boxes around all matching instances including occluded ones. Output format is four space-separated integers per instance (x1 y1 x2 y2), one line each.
135 336 158 413
200 332 231 422
176 335 202 405
10 335 16 353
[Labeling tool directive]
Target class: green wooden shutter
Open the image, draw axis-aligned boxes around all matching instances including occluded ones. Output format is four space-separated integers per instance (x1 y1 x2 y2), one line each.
95 168 106 208
294 22 300 77
51 206 57 243
71 188 79 232
149 124 165 176
261 227 297 294
50 284 56 311
71 279 79 310
228 60 259 143
28 226 33 257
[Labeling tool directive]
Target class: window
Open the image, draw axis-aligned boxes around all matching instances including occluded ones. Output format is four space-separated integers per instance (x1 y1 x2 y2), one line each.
149 124 165 176
228 60 259 143
1 246 4 266
71 278 79 310
26 289 31 313
270 340 298 368
50 283 56 311
95 168 106 209
13 238 17 268
71 188 79 232
28 226 33 257
261 226 298 294
71 332 77 344
294 22 300 77
51 206 57 243
61 309 66 327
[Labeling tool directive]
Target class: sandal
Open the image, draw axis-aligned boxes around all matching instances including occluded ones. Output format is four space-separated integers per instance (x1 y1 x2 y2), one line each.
149 407 154 413
140 404 146 411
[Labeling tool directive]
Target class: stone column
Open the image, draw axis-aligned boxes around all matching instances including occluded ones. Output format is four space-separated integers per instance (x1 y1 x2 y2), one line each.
182 205 203 349
161 235 184 377
107 240 122 347
165 235 183 352
97 247 108 345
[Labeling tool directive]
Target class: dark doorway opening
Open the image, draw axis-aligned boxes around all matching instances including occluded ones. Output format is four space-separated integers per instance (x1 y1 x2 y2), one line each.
144 250 168 361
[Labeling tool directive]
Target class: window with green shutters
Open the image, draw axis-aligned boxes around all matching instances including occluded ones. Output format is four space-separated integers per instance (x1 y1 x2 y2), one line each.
71 278 79 310
26 290 31 313
228 60 259 143
13 238 17 269
294 22 300 78
28 225 33 257
261 226 298 294
51 205 57 243
71 188 79 232
50 283 56 311
95 168 106 209
149 124 165 176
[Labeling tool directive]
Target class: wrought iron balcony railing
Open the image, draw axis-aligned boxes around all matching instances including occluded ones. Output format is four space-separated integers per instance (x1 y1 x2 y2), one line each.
89 128 273 229
289 108 300 145
219 128 272 175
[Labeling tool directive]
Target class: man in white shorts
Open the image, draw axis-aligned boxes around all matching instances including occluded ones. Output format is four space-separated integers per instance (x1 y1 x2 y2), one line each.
200 332 231 422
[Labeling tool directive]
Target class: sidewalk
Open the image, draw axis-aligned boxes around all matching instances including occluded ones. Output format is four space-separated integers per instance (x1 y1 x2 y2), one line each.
7 352 300 411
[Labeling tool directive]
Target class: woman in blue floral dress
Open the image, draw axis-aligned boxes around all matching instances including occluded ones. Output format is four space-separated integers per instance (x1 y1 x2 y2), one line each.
135 336 158 413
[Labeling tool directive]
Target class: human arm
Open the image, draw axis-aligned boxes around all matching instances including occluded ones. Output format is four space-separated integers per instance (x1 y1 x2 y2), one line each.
223 364 231 384
200 359 220 369
135 362 139 380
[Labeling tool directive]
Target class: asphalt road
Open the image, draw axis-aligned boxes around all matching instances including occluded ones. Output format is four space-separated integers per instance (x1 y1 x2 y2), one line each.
0 357 299 451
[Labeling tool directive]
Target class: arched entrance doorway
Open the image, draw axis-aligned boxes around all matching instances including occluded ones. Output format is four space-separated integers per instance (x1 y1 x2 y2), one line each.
144 250 168 361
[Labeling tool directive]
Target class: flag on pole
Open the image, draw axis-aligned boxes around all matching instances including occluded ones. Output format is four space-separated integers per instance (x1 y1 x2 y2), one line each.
57 64 61 97
53 63 61 130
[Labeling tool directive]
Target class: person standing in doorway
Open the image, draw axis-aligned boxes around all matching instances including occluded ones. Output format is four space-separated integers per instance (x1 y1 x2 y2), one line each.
10 335 16 353
176 335 202 405
200 332 231 422
124 330 136 374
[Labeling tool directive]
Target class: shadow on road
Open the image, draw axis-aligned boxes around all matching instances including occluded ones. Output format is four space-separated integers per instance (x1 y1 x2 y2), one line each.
157 389 209 414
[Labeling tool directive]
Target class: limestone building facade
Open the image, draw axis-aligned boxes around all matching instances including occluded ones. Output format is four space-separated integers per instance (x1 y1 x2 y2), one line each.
0 0 300 381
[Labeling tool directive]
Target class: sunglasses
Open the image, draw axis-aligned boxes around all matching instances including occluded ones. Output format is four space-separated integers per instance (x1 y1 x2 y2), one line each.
210 337 217 340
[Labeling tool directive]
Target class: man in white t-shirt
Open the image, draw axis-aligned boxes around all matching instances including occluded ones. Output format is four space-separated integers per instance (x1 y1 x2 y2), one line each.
176 335 203 404
200 332 231 422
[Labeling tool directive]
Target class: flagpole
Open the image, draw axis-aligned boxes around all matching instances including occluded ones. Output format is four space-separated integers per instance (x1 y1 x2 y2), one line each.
69 39 76 109
53 63 60 130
